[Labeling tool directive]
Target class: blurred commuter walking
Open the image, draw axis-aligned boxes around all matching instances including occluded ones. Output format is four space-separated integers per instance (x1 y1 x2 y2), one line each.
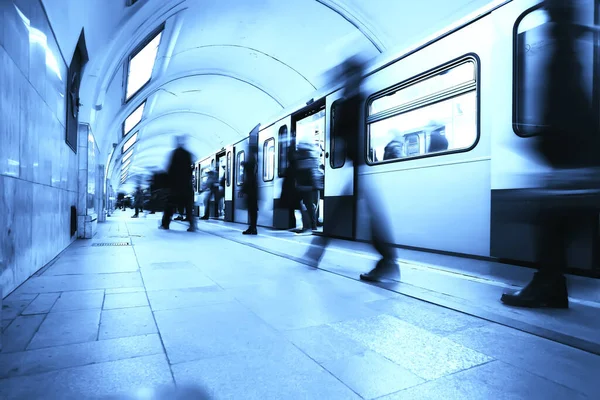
304 55 400 282
159 135 197 232
501 0 600 308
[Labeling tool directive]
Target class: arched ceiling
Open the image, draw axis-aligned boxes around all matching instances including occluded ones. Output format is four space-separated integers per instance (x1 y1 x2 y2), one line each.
51 0 496 191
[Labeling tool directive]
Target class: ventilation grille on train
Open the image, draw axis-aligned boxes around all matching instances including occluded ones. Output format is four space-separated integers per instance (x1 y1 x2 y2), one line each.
91 242 131 247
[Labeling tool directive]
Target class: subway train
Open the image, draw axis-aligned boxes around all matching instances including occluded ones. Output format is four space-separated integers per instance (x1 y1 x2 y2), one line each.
192 0 600 278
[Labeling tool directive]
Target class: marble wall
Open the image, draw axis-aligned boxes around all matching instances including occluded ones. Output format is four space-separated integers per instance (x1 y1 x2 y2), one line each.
0 1 79 297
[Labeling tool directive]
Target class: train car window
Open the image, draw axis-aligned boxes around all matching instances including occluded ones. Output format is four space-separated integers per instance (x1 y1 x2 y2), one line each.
277 125 288 177
367 59 478 164
226 151 231 187
330 101 346 168
236 151 245 186
263 138 275 182
513 5 595 137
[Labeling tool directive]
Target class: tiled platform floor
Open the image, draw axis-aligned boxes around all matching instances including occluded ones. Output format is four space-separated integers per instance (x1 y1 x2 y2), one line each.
0 211 598 399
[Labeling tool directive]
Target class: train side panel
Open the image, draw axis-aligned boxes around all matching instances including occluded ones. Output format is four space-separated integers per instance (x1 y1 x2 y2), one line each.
356 12 495 257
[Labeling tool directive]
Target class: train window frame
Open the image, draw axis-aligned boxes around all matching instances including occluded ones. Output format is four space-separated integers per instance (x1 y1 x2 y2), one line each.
277 125 288 178
263 138 275 182
365 54 480 166
123 24 164 104
226 151 231 187
236 150 245 186
512 3 550 138
329 100 346 169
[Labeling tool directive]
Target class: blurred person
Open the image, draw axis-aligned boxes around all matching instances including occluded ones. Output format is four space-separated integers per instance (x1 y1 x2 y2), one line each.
303 55 400 282
131 186 144 218
241 151 259 235
218 165 226 217
280 143 303 230
294 136 322 233
200 166 219 220
501 0 600 308
160 135 197 232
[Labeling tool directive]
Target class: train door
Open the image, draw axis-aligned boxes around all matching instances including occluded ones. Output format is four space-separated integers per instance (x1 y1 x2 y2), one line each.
257 126 276 227
292 100 326 232
198 157 214 218
323 94 354 239
273 117 293 229
215 150 226 220
233 138 250 224
223 145 234 222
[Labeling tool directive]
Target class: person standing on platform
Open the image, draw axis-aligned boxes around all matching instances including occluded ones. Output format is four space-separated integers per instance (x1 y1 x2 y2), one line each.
241 152 259 235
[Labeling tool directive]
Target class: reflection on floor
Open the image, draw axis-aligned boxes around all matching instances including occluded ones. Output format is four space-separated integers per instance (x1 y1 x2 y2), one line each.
0 210 597 399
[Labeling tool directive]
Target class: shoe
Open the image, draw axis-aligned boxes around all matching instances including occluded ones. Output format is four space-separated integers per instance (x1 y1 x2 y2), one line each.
200 216 209 220
131 215 138 218
158 225 169 230
187 226 197 232
501 273 569 308
360 259 401 282
174 216 184 221
242 228 257 235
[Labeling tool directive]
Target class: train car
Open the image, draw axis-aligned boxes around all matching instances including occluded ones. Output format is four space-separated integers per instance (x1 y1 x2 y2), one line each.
195 0 600 277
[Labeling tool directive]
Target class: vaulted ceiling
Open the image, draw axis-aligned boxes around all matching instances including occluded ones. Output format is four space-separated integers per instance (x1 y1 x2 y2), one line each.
43 0 497 192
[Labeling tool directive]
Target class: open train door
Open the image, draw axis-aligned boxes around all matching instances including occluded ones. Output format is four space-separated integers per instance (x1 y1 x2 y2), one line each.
233 124 260 224
323 94 354 239
222 145 234 222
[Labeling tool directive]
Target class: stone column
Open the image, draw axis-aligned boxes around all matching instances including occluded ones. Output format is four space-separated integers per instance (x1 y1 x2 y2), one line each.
76 123 98 239
97 164 106 222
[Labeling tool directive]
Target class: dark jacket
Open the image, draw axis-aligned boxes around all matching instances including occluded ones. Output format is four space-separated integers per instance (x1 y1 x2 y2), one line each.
535 0 600 169
167 147 193 191
241 159 258 198
334 93 363 163
295 142 322 191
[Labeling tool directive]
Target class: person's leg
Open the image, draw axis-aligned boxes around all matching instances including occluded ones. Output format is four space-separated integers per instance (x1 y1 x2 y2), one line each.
243 196 258 234
501 212 569 308
359 178 400 282
186 195 196 231
161 192 173 229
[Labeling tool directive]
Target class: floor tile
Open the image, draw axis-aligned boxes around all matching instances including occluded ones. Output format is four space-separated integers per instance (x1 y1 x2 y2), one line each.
328 314 493 380
321 350 425 399
27 309 100 349
0 334 163 379
283 324 369 364
15 273 143 294
446 324 600 397
21 293 60 315
172 342 361 400
367 296 491 336
99 306 156 340
378 360 588 400
154 302 284 364
51 290 104 312
0 354 173 399
103 292 148 310
1 315 45 353
147 286 233 311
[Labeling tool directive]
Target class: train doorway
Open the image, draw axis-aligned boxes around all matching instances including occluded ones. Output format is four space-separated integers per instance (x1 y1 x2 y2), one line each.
292 101 326 233
215 150 227 220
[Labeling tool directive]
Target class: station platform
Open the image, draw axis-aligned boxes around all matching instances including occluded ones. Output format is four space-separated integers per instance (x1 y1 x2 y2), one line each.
0 210 598 399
